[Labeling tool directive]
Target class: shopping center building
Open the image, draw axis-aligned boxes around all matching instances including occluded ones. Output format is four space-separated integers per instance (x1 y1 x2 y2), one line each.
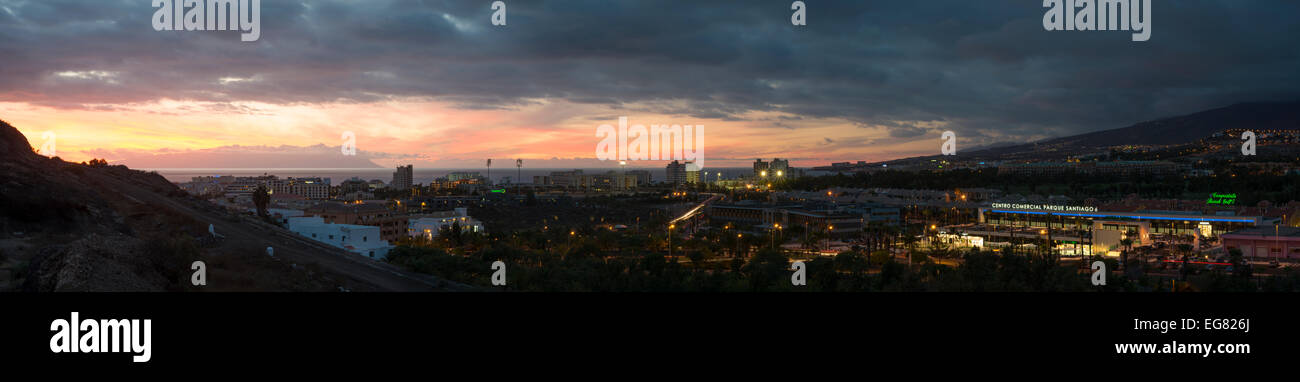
974 202 1278 256
979 203 1269 236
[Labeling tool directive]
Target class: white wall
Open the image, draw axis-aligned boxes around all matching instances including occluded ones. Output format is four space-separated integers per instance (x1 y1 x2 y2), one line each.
288 216 392 260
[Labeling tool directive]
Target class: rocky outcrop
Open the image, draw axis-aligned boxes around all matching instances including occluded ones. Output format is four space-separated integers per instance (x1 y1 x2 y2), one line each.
24 234 169 292
0 125 120 236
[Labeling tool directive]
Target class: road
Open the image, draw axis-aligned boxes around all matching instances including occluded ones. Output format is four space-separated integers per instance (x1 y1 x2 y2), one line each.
85 169 467 292
668 193 723 226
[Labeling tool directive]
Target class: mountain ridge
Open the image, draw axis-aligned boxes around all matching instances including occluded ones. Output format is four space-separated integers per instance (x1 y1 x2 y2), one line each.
854 101 1300 167
1039 101 1300 147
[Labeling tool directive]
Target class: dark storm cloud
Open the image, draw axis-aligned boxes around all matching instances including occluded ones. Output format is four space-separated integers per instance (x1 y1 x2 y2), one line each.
1 0 1297 143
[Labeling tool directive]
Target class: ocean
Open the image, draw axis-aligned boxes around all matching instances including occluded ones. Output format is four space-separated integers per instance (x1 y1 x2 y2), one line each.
148 167 761 185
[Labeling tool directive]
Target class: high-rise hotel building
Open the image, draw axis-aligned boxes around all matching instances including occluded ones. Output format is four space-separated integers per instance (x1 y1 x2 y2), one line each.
754 158 790 178
392 165 414 190
666 160 688 185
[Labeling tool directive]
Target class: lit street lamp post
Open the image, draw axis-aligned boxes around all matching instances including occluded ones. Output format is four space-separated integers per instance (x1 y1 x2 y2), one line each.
771 223 782 249
668 224 675 261
736 233 743 257
826 225 834 252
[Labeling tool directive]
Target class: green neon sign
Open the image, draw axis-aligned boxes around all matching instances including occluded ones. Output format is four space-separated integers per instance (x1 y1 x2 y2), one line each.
1206 192 1236 205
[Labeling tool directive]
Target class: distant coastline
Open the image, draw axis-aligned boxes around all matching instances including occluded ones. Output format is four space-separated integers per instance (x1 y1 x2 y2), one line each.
147 167 761 185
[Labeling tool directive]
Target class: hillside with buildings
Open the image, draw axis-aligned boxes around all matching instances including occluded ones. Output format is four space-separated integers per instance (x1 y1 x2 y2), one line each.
0 119 457 292
1046 101 1300 147
819 101 1300 172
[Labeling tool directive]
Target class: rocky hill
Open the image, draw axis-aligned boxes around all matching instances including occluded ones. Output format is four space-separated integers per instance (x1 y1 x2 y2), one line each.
0 119 460 292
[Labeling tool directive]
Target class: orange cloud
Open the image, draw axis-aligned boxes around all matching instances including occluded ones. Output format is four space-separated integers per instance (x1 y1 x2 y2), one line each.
1 99 933 168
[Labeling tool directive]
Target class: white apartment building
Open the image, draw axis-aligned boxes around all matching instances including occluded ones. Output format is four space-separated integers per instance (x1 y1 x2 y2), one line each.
288 216 394 260
271 177 330 200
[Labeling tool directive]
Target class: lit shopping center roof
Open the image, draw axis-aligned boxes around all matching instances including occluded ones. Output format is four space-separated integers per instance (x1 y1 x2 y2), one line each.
981 206 1264 224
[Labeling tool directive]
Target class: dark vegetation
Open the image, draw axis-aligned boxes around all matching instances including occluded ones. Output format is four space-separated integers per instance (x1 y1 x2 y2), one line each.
389 239 1300 292
387 213 1300 292
780 168 1300 206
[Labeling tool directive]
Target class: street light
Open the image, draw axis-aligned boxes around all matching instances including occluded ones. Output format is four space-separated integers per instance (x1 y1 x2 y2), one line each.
826 225 834 251
771 223 782 248
737 233 743 257
668 224 676 260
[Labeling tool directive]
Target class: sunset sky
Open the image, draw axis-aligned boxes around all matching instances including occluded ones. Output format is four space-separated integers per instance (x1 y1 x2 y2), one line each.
2 0 1296 168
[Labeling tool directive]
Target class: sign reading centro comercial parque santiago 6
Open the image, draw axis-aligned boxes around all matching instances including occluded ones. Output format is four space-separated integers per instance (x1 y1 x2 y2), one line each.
990 203 1099 212
1206 193 1238 205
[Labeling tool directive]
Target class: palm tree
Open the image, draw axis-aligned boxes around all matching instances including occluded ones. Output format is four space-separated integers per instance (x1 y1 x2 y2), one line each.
1008 214 1018 255
801 230 818 251
252 183 270 220
885 225 900 257
1119 237 1133 271
901 227 919 271
870 223 885 253
1120 228 1136 270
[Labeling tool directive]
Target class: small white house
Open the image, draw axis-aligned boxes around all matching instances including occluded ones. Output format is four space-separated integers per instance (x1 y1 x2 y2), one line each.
288 216 393 260
409 208 485 240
